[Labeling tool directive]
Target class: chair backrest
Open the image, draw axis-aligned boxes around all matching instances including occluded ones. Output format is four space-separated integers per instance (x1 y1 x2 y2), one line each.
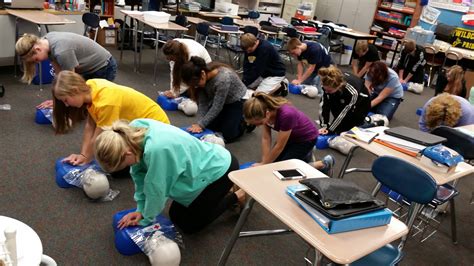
424 45 438 55
196 22 210 36
431 126 474 159
175 14 188 27
372 156 437 204
259 20 272 27
221 16 234 25
282 27 298 38
317 25 332 49
290 17 303 26
445 50 463 61
82 12 100 28
248 10 260 20
243 25 259 36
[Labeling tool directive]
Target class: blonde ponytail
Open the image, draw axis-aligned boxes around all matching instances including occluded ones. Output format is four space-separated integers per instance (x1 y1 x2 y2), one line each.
15 34 41 84
94 120 147 172
243 92 288 121
318 65 346 90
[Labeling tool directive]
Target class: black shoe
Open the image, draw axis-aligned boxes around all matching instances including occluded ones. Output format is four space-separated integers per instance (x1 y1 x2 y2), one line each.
279 81 289 97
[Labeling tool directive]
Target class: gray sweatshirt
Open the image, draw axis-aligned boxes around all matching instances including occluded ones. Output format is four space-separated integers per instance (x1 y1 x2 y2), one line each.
198 67 246 127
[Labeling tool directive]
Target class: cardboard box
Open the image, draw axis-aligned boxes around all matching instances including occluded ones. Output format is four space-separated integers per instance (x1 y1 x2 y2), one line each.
90 27 117 47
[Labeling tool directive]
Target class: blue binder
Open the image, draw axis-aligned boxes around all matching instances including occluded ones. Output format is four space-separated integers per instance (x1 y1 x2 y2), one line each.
287 184 392 234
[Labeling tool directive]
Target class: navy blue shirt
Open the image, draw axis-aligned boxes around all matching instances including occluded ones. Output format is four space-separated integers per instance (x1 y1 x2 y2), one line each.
298 41 333 75
243 39 286 86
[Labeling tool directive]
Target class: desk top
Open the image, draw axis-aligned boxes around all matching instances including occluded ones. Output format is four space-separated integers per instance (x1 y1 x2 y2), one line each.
119 10 188 31
0 216 43 266
234 19 259 27
187 16 208 25
309 20 376 39
342 133 474 185
296 30 321 36
198 11 240 19
7 10 76 25
210 25 243 34
433 39 474 60
229 159 408 264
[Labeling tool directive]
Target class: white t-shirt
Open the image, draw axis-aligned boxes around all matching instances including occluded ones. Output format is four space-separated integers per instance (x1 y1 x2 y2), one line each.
170 39 212 94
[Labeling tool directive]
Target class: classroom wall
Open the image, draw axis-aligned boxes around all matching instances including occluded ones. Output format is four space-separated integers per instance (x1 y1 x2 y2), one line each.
418 5 474 31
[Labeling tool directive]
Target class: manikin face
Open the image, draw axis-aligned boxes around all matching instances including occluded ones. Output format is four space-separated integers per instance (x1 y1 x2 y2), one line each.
56 93 84 108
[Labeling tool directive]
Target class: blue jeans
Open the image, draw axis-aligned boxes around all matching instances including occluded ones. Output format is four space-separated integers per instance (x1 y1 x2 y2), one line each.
303 73 323 95
83 56 117 81
371 96 402 121
275 138 317 163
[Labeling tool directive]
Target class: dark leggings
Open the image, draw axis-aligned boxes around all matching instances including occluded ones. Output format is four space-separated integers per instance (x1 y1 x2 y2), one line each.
275 138 317 163
169 154 240 234
206 100 244 143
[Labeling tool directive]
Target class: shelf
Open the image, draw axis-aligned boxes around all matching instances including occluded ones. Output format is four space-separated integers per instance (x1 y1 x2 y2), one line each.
378 5 414 15
374 16 409 28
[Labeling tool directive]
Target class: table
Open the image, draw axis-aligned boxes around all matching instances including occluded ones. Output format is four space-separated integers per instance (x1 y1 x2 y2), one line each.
309 20 377 64
0 216 43 266
119 10 188 85
218 159 409 265
198 11 240 19
7 10 75 88
233 19 259 28
339 132 474 185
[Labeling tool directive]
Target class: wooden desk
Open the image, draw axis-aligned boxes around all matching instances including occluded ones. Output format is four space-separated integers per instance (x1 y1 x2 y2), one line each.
0 216 43 266
198 11 240 19
218 159 409 265
187 16 208 25
119 10 188 85
8 10 76 88
340 133 474 185
233 19 259 28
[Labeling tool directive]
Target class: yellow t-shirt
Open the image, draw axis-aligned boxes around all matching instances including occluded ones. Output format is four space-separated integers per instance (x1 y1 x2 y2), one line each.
86 79 170 127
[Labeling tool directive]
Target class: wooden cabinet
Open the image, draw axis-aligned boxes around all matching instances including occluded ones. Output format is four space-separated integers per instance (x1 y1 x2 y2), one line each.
314 0 377 33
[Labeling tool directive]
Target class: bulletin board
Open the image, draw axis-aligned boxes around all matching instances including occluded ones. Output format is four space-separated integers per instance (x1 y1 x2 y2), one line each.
429 0 471 13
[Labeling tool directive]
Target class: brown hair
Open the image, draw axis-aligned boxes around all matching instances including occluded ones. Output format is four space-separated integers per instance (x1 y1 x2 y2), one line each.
403 39 416 54
15 33 41 84
445 65 464 96
162 40 189 94
243 92 289 121
425 93 462 129
318 65 346 90
180 56 232 101
355 40 368 55
94 120 146 172
368 61 389 87
287 38 302 51
52 71 89 134
240 33 257 50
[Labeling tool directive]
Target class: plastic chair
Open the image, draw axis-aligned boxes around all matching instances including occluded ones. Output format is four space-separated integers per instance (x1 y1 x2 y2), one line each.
243 25 259 37
247 10 260 21
424 44 442 87
431 126 474 163
82 12 100 42
174 14 193 39
350 156 439 265
442 49 463 71
221 16 234 26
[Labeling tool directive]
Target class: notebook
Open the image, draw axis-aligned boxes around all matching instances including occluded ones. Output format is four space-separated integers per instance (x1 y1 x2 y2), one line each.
6 0 43 9
384 126 446 146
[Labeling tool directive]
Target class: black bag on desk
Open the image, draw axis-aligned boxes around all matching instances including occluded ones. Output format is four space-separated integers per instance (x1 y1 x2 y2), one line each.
297 178 385 220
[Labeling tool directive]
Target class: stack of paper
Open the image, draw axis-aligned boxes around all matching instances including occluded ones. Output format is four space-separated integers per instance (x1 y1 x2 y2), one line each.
345 127 379 143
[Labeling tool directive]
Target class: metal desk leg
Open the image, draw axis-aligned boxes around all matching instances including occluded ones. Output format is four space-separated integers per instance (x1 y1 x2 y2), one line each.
218 197 255 266
138 22 144 73
14 17 20 77
120 14 128 61
336 145 359 179
133 19 138 72
153 29 159 86
349 39 359 66
450 198 457 244
37 24 43 91
313 249 323 266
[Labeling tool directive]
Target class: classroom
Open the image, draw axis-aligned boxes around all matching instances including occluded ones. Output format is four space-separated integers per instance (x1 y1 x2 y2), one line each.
0 0 473 265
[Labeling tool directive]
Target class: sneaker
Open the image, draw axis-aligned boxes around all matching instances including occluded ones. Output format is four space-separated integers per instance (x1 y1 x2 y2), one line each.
280 80 289 97
320 155 335 177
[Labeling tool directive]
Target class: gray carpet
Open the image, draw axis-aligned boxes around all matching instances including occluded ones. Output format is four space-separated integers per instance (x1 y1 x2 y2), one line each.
0 46 473 265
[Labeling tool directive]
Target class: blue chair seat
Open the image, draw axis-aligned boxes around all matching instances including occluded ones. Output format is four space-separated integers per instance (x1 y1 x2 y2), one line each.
350 244 403 266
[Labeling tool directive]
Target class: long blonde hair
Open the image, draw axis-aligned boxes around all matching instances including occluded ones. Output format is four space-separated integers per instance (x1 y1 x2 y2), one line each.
15 34 41 84
243 92 289 121
94 120 147 172
52 71 89 134
318 65 346 90
425 93 462 129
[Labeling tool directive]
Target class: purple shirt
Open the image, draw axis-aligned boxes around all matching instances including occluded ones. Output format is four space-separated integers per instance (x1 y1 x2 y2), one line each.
419 95 474 132
272 104 319 143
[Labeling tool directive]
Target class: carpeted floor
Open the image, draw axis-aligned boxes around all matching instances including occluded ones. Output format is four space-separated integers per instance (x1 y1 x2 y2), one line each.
0 46 472 265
